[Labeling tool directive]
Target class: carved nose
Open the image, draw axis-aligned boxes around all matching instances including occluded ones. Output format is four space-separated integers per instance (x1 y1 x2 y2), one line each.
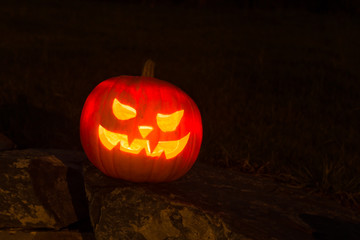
138 126 153 138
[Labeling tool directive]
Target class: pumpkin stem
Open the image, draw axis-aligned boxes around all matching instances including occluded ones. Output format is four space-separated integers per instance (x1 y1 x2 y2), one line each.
142 59 155 77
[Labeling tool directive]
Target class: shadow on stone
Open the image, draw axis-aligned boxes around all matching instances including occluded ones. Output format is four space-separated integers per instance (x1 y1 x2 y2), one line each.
43 149 95 239
299 214 360 240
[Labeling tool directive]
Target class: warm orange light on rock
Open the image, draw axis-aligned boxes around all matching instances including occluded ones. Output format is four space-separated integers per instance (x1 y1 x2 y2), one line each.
80 61 202 182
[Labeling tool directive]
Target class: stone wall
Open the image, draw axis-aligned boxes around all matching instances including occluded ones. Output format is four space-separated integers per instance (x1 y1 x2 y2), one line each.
0 134 360 239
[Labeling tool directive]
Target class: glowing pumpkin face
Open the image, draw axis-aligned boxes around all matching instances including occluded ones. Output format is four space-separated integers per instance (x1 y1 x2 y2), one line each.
98 99 190 159
80 76 202 182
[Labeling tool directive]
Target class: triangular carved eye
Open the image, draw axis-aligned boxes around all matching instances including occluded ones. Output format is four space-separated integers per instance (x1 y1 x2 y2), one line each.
156 110 184 132
112 98 136 120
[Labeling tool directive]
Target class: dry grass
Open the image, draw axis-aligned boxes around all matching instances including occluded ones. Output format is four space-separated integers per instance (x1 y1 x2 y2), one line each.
1 0 360 209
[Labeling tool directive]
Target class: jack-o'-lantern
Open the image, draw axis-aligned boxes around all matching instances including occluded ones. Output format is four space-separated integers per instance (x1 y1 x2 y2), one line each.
80 60 202 182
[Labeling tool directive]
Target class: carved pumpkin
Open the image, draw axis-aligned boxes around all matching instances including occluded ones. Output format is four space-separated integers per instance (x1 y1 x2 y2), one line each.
80 61 202 182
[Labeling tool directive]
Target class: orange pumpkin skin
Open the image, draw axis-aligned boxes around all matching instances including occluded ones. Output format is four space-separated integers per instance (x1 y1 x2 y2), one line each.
80 76 202 182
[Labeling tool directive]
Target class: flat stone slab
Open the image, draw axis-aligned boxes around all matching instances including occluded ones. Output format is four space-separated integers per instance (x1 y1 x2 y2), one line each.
0 230 95 240
0 149 89 230
84 161 360 240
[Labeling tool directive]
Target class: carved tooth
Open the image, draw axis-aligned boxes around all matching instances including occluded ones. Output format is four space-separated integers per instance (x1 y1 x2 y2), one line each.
99 125 190 159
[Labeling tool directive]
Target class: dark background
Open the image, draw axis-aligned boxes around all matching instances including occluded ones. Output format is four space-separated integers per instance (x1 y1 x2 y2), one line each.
1 0 359 209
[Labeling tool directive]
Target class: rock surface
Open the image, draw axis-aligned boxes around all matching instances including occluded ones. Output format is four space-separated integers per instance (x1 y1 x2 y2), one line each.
0 230 94 240
84 161 360 240
0 149 89 230
1 147 359 240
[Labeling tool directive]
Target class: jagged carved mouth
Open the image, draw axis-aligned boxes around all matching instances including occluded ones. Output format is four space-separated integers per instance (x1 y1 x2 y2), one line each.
98 125 190 159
